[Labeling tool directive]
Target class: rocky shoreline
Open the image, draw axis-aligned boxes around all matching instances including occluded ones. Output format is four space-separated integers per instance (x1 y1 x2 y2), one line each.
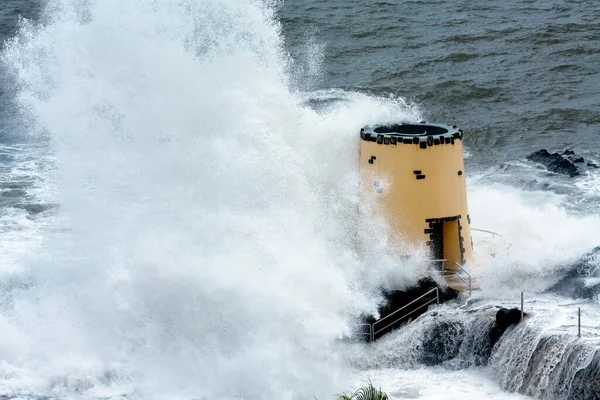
527 149 599 177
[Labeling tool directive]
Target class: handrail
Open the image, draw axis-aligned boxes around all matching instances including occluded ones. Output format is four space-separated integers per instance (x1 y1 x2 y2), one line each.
355 323 374 342
355 258 473 342
428 259 472 295
471 228 502 237
373 297 438 336
444 271 470 294
372 287 439 337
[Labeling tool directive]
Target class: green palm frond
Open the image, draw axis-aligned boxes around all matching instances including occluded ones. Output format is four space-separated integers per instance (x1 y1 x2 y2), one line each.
335 381 389 400
352 383 388 400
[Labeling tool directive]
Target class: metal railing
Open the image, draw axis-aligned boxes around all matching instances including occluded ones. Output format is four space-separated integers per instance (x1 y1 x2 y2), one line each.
356 323 375 343
354 259 473 342
428 259 472 296
368 287 439 341
471 228 502 237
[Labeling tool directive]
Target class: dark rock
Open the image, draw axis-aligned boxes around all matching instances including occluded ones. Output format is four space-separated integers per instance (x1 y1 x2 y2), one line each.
490 307 525 347
518 336 598 398
361 277 458 340
551 280 600 300
527 149 580 177
588 162 599 169
570 350 600 400
547 246 600 299
569 156 585 163
496 307 524 327
496 307 524 328
419 319 464 366
566 246 600 278
13 203 55 215
520 336 562 395
563 150 575 155
457 316 496 367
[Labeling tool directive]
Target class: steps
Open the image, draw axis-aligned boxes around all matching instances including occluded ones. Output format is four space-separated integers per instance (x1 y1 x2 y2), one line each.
429 258 474 294
360 287 440 342
444 273 477 292
355 260 476 342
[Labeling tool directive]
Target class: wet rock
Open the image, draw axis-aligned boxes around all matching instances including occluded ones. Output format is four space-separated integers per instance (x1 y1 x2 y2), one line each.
566 246 600 277
527 149 580 177
495 307 524 328
562 150 585 163
569 156 585 163
518 336 600 398
457 316 496 367
588 162 599 168
491 307 525 347
547 246 600 300
570 350 600 400
519 336 565 396
362 278 458 340
419 319 464 366
13 203 55 215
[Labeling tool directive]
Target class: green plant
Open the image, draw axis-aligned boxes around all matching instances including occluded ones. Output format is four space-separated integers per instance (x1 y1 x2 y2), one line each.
335 380 389 400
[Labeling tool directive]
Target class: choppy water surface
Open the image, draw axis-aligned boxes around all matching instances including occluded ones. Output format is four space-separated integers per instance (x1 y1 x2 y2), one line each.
282 0 600 164
0 1 599 399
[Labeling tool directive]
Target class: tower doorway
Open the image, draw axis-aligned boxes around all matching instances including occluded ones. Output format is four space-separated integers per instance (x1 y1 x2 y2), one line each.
426 216 464 270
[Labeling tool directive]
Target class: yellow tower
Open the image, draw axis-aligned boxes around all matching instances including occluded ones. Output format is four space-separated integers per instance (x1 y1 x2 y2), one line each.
359 123 472 290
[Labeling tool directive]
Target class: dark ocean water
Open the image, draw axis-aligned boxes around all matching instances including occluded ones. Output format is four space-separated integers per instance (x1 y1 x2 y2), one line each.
1 0 599 166
0 1 41 138
0 1 41 36
280 0 600 167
